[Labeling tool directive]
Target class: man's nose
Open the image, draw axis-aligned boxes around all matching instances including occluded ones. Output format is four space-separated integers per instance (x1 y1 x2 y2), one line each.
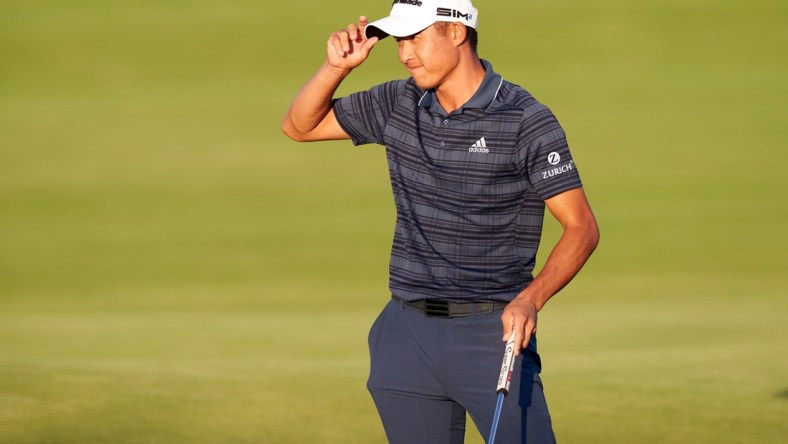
398 43 413 64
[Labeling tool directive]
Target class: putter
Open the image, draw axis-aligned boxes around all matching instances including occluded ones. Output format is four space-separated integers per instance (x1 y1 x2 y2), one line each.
488 326 517 444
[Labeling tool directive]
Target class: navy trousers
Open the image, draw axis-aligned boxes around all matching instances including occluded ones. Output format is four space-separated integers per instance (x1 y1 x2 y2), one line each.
367 299 556 444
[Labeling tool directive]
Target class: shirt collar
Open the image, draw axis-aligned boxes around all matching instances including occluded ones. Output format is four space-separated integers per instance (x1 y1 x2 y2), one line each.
417 59 503 112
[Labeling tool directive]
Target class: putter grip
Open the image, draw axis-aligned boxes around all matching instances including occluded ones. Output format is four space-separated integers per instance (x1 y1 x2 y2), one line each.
495 327 517 396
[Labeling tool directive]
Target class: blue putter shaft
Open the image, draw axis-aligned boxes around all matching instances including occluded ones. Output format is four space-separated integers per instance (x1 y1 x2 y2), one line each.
488 392 505 444
488 327 517 444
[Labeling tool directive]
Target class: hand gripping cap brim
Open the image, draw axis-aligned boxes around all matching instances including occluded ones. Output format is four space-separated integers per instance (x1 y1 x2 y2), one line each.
364 14 437 40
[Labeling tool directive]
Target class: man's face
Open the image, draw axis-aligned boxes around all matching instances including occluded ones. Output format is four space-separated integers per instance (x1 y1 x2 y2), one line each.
395 24 459 90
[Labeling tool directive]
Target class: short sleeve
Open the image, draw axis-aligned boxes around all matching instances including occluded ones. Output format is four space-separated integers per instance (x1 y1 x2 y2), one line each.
332 80 407 146
516 102 583 200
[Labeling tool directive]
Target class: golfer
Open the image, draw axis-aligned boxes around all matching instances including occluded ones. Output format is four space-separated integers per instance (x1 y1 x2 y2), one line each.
282 0 599 442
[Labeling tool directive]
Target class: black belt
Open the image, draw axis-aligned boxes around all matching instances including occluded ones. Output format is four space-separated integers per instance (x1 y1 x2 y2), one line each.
393 295 509 318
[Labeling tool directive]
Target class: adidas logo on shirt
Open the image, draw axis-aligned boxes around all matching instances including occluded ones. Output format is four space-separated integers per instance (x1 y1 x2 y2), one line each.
468 137 489 153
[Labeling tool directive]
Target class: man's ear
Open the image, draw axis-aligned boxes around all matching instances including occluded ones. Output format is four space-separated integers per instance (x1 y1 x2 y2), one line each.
451 22 467 47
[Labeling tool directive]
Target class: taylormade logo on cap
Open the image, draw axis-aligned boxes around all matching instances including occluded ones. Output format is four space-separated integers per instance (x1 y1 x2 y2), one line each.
365 0 479 40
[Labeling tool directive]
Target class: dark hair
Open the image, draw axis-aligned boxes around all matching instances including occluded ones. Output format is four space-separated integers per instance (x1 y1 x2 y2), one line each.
466 27 478 54
433 22 478 54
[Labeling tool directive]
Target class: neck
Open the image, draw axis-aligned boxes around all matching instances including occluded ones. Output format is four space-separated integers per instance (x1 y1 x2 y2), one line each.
434 54 485 113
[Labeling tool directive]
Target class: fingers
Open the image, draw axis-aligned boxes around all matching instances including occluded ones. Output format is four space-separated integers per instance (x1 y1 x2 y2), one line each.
501 301 538 357
357 16 380 51
508 321 525 357
521 319 536 355
328 28 352 57
347 23 360 44
502 314 514 341
359 15 370 40
327 17 372 58
362 35 379 52
501 311 521 356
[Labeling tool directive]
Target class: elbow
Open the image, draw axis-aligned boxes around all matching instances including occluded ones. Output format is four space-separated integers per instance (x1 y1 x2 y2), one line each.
587 220 600 253
282 129 306 142
281 118 307 142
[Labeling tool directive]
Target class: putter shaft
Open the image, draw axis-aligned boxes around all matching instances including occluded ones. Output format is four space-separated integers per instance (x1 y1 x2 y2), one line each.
488 327 517 443
487 392 505 444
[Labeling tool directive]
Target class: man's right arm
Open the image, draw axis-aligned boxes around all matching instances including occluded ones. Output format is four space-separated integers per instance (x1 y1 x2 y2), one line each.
281 16 379 142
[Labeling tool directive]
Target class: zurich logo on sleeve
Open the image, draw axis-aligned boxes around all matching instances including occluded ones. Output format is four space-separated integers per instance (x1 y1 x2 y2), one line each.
541 152 574 179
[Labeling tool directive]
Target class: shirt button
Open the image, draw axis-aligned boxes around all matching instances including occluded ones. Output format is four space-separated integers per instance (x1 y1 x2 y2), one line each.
443 119 449 125
440 141 445 147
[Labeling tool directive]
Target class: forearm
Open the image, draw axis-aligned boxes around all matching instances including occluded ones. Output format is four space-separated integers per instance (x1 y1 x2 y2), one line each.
517 220 599 310
281 62 350 140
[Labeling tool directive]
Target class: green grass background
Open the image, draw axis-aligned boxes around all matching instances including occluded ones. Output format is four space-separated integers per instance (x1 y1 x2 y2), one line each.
1 0 787 442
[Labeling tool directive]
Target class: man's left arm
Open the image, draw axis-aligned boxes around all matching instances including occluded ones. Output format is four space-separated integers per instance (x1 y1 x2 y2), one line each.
501 187 600 355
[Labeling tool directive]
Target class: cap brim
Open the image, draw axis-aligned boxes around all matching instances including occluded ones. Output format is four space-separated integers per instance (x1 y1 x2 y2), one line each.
364 15 436 40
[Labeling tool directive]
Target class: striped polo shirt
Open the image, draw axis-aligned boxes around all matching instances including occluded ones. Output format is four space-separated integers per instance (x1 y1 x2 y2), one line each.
333 60 582 302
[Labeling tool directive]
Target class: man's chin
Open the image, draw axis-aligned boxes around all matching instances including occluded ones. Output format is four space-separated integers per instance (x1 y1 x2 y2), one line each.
411 77 436 91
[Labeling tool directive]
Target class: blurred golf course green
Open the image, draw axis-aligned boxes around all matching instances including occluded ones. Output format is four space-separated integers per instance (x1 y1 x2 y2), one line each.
1 0 787 442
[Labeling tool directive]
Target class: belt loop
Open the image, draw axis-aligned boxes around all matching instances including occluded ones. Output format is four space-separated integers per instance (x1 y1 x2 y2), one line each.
396 295 404 311
471 303 478 317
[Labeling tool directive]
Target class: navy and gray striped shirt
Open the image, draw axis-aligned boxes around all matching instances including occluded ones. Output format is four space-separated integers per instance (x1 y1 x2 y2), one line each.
334 60 582 302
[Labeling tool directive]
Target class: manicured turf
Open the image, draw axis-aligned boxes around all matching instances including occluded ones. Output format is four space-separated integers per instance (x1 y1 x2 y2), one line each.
1 0 787 442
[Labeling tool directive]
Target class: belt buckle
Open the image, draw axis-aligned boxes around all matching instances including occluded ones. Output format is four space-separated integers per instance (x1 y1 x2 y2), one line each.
424 299 451 318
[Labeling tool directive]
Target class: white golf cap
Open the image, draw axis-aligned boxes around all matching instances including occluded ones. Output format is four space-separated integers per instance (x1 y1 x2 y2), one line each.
365 0 479 40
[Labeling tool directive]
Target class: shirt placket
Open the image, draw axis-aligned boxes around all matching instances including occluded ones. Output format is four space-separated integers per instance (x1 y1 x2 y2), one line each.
440 116 449 148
